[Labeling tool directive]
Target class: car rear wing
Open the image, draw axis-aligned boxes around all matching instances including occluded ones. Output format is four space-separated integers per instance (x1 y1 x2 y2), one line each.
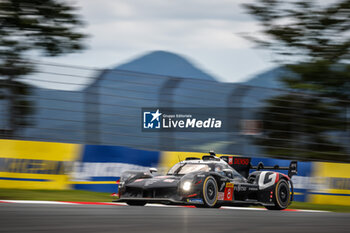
251 161 298 178
220 156 298 178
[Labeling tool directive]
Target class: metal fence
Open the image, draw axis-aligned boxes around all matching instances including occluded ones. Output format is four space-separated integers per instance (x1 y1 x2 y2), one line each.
0 60 349 162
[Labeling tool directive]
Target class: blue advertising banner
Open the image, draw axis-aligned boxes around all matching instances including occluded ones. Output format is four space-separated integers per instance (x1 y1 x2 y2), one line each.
71 145 160 193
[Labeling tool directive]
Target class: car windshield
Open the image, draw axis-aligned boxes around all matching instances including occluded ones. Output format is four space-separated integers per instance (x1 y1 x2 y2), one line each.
167 163 209 175
219 164 245 179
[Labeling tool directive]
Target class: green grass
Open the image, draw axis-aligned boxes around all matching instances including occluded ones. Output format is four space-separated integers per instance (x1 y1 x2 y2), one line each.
0 188 113 202
289 201 350 213
0 188 350 212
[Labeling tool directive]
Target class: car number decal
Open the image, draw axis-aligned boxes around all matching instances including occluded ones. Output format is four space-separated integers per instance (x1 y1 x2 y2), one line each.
224 183 234 201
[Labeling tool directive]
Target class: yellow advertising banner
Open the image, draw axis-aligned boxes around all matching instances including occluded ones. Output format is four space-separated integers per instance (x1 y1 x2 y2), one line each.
310 162 350 206
0 139 81 190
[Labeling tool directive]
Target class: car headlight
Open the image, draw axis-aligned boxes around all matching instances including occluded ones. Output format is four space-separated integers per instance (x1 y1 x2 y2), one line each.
182 181 191 191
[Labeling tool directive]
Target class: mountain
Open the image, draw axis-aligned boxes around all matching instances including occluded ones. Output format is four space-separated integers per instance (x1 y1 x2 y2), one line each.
116 50 217 81
17 50 287 155
243 67 287 89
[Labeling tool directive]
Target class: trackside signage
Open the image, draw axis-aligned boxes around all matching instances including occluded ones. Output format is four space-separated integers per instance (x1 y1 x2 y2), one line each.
142 108 239 132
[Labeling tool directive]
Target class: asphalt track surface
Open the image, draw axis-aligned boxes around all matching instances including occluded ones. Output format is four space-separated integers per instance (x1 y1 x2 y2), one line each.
0 203 349 233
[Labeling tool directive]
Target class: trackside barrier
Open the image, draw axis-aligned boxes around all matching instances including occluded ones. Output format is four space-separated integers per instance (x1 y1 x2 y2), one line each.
0 139 80 190
0 139 349 205
309 162 350 206
70 144 160 193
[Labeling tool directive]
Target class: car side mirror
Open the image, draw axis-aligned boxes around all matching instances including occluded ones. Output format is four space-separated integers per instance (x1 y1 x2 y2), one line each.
223 169 233 178
149 168 158 174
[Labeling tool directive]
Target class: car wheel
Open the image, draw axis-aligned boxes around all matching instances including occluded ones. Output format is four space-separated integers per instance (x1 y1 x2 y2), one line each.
201 176 218 208
126 201 146 206
265 179 290 210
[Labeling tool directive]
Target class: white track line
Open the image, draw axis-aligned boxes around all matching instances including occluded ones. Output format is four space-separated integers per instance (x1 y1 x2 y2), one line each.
102 202 127 205
0 200 329 212
294 209 329 213
0 200 77 205
221 206 265 211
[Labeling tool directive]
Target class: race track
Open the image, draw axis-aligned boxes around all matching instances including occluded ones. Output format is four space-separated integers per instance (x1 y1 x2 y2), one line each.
0 203 349 233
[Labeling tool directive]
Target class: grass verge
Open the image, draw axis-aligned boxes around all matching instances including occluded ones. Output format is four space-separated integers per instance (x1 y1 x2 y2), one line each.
289 201 350 213
0 188 350 212
0 188 113 202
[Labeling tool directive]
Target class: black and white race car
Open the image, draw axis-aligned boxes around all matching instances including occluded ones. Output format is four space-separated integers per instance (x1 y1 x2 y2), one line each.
114 152 297 210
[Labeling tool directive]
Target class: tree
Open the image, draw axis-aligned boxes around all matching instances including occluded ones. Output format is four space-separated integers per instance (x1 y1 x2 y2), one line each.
0 0 86 137
256 93 347 161
243 0 350 161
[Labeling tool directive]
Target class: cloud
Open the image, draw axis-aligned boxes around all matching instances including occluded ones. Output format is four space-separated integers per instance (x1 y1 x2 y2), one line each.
50 0 272 84
76 0 255 22
87 19 258 52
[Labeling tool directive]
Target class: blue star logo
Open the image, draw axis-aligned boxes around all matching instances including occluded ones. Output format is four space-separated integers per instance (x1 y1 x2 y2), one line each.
143 109 162 129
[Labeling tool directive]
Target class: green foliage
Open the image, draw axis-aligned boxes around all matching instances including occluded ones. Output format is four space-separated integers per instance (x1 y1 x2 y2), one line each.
243 0 350 161
243 0 350 63
284 62 350 102
0 0 87 136
257 94 347 161
0 0 86 60
290 201 350 212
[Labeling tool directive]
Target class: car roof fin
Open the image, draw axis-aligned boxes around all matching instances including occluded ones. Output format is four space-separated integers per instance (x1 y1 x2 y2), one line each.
185 157 201 161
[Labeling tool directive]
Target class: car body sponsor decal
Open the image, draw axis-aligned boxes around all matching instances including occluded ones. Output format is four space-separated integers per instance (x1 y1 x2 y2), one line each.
228 157 233 165
218 192 225 201
144 179 158 186
163 179 174 183
155 176 171 179
234 158 250 165
187 198 203 204
235 184 247 192
224 183 234 201
258 172 277 189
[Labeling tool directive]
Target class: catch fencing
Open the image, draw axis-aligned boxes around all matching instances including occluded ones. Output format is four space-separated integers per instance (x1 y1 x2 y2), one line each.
0 60 349 162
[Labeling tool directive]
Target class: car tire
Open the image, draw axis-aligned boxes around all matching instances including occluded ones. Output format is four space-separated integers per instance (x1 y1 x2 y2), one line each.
201 176 218 208
265 179 290 210
126 201 146 206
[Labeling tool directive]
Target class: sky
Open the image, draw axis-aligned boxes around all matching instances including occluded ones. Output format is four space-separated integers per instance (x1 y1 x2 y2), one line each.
38 0 278 84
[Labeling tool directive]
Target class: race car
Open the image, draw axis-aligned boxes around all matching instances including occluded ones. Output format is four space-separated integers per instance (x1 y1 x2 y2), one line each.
114 152 297 210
